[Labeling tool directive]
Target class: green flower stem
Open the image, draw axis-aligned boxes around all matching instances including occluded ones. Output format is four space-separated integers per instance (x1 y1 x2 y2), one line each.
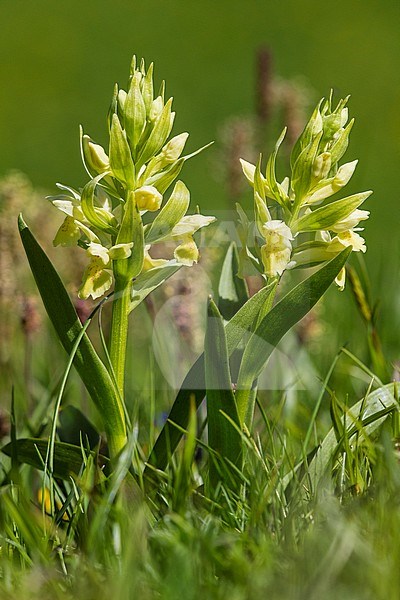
109 277 132 400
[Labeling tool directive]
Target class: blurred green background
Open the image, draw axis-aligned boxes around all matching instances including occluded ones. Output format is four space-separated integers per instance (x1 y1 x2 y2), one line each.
1 0 399 248
1 0 399 368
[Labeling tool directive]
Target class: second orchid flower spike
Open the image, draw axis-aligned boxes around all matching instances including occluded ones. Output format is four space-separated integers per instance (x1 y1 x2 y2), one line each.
239 93 372 290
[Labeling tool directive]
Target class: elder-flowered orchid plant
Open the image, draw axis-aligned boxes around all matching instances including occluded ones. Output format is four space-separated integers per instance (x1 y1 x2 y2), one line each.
47 57 215 429
239 94 371 290
14 57 372 499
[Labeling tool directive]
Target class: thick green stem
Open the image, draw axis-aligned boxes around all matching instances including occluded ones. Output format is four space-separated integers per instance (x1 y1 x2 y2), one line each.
109 278 132 398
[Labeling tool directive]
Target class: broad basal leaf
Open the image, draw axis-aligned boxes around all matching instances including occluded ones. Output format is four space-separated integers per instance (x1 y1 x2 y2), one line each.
205 299 242 487
1 438 109 480
18 216 127 455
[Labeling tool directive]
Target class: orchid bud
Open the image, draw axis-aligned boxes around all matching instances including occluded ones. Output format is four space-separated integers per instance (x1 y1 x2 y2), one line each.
149 96 163 122
323 113 342 140
340 107 349 127
310 107 323 136
333 159 358 188
118 89 127 112
82 135 110 174
335 267 346 291
160 133 189 163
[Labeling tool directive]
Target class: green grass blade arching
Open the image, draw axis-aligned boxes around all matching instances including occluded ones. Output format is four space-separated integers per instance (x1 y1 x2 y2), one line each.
1 438 109 480
18 215 127 457
235 247 351 426
146 283 276 474
205 299 242 488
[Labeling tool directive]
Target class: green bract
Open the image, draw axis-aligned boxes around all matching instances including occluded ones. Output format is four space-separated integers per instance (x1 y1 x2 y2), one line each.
240 93 372 290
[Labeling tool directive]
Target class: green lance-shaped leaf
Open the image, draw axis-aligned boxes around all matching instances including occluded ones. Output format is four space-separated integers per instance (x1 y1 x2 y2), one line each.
218 242 249 320
235 247 351 426
205 299 242 487
136 98 173 168
265 128 289 206
1 438 109 480
145 180 190 244
130 263 181 313
125 72 147 156
109 113 136 188
114 190 144 282
145 283 276 474
18 216 127 456
81 173 119 235
293 191 372 233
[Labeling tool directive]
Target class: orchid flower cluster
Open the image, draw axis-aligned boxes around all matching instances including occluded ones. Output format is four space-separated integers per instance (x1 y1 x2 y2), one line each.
240 95 371 289
49 56 214 300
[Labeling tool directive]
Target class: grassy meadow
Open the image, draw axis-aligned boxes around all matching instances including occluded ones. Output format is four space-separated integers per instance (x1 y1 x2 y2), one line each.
1 2 400 598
